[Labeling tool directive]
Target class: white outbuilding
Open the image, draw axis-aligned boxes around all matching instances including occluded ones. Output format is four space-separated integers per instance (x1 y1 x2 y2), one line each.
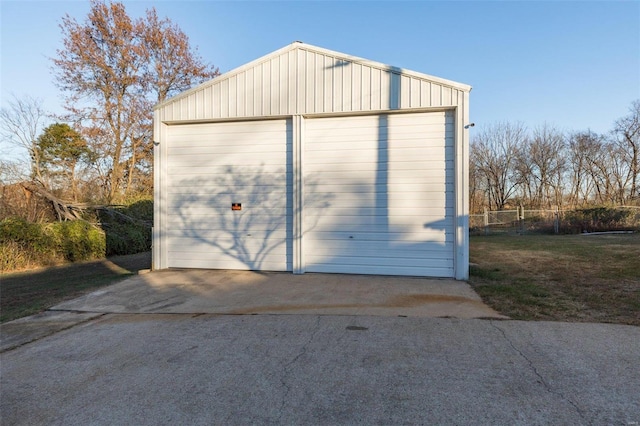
153 42 471 279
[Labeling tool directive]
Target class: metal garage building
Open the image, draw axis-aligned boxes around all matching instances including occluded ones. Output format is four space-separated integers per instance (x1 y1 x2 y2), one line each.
153 42 471 279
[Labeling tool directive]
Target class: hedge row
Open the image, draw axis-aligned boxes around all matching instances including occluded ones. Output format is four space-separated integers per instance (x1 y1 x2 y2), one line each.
1 198 153 272
562 207 637 233
0 218 106 271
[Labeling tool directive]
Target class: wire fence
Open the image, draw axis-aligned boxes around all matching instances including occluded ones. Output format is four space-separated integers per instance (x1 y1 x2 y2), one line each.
470 206 640 235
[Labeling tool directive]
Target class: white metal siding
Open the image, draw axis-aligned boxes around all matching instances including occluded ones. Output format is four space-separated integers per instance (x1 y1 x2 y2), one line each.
154 43 470 278
165 119 292 271
156 44 469 122
304 111 455 277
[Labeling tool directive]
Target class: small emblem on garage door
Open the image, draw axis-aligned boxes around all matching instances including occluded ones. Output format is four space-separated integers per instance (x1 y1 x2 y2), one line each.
232 203 241 211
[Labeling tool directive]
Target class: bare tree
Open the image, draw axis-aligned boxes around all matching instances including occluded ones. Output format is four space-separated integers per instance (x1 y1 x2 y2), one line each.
0 95 49 186
606 141 633 204
471 122 528 210
141 8 219 104
53 1 146 202
584 137 620 205
468 154 484 213
613 100 640 202
567 131 601 206
52 0 217 202
527 124 566 208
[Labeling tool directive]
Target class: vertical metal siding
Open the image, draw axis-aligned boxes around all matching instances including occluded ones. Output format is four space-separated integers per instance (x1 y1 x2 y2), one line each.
155 46 468 121
323 55 333 113
305 51 315 113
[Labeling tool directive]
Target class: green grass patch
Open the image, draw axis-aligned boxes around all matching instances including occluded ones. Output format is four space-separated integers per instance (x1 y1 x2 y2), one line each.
469 233 640 325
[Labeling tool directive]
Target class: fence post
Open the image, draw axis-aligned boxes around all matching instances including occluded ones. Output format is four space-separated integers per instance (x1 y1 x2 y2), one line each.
483 208 489 235
519 204 525 234
554 205 559 234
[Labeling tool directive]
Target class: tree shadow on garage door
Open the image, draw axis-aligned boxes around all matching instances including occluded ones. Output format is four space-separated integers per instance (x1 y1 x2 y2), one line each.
169 166 332 271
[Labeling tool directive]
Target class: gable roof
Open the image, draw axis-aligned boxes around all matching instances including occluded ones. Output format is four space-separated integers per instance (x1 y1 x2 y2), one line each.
155 41 471 121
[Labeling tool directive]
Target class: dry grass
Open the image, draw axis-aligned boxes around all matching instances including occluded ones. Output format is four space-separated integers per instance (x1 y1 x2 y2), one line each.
469 234 640 325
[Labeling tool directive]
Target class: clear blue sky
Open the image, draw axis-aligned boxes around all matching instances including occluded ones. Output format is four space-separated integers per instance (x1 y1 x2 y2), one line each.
1 0 639 142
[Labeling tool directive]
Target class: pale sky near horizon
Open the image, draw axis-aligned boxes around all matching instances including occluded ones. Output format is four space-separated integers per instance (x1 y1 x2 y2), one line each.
1 0 639 160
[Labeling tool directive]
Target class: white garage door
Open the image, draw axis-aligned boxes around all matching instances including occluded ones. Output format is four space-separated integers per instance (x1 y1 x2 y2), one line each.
166 119 292 271
304 111 455 277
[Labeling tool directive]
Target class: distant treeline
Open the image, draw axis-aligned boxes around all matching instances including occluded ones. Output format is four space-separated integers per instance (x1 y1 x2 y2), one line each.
470 100 639 213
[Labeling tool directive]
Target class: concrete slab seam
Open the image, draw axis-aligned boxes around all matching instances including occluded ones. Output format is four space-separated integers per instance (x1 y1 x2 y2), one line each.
0 313 107 353
488 320 587 423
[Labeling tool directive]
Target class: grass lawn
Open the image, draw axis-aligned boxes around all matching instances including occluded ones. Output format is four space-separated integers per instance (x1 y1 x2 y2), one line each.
0 252 150 323
469 233 640 325
2 238 639 326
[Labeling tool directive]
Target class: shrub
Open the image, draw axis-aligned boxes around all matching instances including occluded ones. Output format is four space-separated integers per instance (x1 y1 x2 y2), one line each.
0 197 152 272
102 220 150 256
97 199 152 256
561 207 635 233
48 220 105 261
0 217 105 271
121 198 153 222
0 217 56 256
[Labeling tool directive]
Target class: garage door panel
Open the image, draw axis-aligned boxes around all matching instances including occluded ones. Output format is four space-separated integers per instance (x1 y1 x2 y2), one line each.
168 239 289 256
305 130 452 144
171 122 288 137
170 130 291 144
304 210 452 225
305 169 454 181
305 160 453 171
170 173 293 185
168 184 292 194
304 111 455 277
168 256 290 271
168 153 287 168
306 254 452 269
167 119 292 271
305 230 453 243
168 206 288 218
306 190 449 203
305 138 449 152
309 240 454 252
310 244 454 258
307 263 454 277
309 193 452 206
310 183 453 194
305 206 453 217
169 144 291 156
169 223 289 237
169 165 290 175
307 217 454 233
305 152 452 165
304 146 451 162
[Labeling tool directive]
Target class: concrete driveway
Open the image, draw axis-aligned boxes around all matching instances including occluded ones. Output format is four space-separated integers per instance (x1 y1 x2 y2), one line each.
1 270 639 425
51 269 506 318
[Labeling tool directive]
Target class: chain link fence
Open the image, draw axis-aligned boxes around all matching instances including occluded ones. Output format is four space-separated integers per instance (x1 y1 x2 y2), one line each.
470 206 640 235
